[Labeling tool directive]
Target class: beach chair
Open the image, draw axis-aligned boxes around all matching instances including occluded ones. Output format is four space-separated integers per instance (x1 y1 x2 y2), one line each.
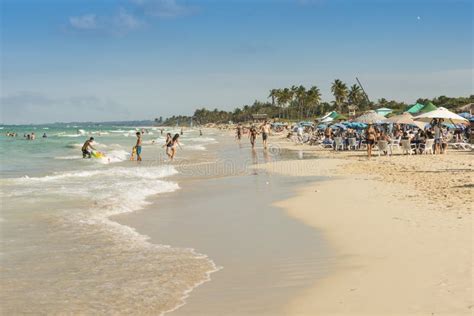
400 140 415 155
347 137 357 150
334 137 344 151
419 139 434 154
377 140 390 156
389 137 401 154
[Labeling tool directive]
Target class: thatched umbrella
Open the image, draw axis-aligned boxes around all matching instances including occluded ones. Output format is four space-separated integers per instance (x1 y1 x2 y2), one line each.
383 112 416 125
354 111 386 124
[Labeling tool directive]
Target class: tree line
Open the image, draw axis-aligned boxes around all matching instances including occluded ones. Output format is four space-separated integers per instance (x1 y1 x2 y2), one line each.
162 79 473 126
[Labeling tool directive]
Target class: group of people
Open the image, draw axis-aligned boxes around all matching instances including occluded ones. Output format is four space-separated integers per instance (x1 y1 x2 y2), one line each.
5 132 48 139
235 121 271 149
292 118 469 158
81 130 183 162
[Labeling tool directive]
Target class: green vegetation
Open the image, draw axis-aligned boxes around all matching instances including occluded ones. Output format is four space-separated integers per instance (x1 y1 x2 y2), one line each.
162 80 474 126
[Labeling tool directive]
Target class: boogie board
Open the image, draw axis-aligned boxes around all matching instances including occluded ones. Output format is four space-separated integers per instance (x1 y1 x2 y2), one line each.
91 151 105 159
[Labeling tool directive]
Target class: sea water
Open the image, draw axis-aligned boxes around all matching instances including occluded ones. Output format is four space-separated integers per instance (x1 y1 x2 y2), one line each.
0 124 219 314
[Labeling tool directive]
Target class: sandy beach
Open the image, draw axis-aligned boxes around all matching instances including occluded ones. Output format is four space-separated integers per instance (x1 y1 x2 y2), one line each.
256 136 473 315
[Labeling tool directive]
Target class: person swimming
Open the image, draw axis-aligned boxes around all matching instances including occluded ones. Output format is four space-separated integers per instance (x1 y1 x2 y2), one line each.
82 137 96 158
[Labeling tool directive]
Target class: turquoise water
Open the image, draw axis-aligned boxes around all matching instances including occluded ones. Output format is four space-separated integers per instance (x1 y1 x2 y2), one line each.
0 124 220 314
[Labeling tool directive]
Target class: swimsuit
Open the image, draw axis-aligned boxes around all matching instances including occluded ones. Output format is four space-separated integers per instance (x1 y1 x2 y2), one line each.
136 146 142 155
262 132 268 141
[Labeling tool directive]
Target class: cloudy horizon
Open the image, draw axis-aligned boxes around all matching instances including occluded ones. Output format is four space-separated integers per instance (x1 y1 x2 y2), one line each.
1 0 472 124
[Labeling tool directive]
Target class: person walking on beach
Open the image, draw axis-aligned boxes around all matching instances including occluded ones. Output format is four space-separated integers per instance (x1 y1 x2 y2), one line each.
249 125 258 149
236 124 243 142
433 119 442 154
366 124 376 158
260 121 270 149
134 132 142 161
81 137 96 159
163 133 173 159
169 133 182 161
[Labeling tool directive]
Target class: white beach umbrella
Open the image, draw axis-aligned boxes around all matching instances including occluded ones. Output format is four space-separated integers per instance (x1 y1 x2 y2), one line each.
414 107 469 124
354 111 386 124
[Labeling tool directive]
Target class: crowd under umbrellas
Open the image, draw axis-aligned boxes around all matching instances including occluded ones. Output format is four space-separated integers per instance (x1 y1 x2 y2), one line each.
285 107 472 158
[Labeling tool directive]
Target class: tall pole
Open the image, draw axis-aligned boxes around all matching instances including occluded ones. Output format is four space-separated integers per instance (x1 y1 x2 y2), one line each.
356 77 370 103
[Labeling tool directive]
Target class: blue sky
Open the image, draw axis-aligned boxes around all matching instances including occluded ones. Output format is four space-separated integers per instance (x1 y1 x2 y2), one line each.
1 0 472 124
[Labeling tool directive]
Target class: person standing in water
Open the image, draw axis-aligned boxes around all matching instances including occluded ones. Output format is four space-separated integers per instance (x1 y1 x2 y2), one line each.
180 128 184 136
163 133 173 159
249 125 258 149
134 132 142 161
169 133 182 161
81 137 96 158
260 121 270 149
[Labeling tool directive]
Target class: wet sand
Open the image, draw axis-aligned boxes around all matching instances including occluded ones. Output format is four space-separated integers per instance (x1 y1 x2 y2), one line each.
114 136 335 315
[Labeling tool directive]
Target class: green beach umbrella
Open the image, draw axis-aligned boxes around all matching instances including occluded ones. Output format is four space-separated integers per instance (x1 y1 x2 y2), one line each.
406 103 425 114
419 102 438 113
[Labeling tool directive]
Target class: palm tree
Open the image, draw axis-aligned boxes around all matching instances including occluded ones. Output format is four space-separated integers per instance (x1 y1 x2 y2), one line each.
348 84 364 106
276 88 293 119
295 85 307 120
268 89 279 107
331 79 348 112
305 86 322 117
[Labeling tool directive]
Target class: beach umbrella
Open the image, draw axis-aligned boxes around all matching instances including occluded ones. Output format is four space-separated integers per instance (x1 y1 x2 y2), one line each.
415 107 469 124
458 112 472 119
333 113 348 121
419 102 438 113
413 121 427 130
354 111 387 124
383 112 416 125
406 103 425 114
331 123 347 130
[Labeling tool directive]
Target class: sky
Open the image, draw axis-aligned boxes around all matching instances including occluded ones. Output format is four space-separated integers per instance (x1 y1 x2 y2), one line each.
1 0 472 124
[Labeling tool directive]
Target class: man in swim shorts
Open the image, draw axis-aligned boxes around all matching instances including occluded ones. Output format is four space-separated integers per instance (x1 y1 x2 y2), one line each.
236 124 243 141
249 125 258 148
82 137 96 158
135 132 142 161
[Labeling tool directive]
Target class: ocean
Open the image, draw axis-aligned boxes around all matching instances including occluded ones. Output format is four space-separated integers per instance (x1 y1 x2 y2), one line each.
0 124 220 314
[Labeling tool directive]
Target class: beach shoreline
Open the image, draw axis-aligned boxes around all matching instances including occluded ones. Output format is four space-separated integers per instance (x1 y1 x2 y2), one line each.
256 140 472 315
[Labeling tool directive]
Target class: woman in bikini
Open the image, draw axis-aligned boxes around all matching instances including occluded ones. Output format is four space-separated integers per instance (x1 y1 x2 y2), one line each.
366 123 376 158
163 133 173 159
169 133 182 161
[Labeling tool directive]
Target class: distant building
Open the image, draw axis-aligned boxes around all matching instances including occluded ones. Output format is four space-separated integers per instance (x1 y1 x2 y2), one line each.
375 107 393 117
252 114 268 122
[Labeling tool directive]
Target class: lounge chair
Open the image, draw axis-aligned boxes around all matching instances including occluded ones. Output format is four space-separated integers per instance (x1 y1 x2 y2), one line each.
377 140 390 156
400 140 415 155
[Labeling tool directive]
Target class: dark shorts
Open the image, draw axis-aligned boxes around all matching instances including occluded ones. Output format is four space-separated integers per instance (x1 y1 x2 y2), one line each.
366 139 375 145
82 149 91 158
262 132 268 141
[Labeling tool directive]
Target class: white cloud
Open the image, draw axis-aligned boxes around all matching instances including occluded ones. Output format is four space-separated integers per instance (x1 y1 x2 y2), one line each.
69 14 97 30
68 9 144 35
131 0 198 18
